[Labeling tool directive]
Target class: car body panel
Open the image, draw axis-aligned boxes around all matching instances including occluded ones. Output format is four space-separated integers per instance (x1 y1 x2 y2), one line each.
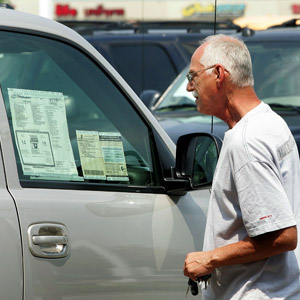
8 187 209 299
0 133 23 300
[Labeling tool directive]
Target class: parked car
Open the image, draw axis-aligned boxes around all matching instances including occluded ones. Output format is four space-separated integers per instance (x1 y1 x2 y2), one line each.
60 20 244 98
148 26 300 157
0 5 221 300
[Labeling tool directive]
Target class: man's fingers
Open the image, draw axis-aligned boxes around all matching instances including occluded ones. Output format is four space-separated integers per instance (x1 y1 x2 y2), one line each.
184 260 199 281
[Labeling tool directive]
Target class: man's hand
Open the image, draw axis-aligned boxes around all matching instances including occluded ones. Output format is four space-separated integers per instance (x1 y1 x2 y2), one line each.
183 226 297 281
183 251 214 281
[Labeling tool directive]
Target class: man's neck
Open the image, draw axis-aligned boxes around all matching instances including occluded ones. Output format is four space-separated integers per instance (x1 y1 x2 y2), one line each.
220 87 261 129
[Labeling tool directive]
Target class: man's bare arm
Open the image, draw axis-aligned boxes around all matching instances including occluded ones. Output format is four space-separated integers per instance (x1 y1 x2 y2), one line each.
184 226 297 281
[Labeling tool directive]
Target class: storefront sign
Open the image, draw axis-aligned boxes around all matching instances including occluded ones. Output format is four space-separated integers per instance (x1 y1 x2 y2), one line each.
182 3 245 18
55 4 125 18
85 5 124 17
56 4 77 17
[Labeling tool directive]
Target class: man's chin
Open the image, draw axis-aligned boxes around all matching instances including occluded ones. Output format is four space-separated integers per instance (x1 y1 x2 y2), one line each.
195 99 202 111
196 105 204 114
197 104 212 116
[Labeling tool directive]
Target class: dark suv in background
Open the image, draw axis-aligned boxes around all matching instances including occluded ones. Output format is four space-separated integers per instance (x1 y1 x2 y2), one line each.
61 19 300 158
60 20 244 99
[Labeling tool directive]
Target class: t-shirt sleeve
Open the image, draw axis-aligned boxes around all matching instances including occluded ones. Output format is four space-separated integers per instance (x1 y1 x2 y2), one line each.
234 161 296 237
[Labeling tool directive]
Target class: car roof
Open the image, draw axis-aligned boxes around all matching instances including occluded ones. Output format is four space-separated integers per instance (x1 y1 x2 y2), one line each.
0 7 111 64
61 19 242 36
237 27 300 42
0 8 114 93
85 32 204 42
3 8 135 62
0 8 80 41
0 7 139 82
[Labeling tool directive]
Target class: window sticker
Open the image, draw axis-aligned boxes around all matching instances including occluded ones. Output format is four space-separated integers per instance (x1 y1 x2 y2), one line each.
100 132 129 181
76 131 106 180
76 130 129 182
16 131 54 166
8 88 80 181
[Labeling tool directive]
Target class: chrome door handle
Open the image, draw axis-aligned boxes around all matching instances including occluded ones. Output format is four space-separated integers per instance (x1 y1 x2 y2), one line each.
32 235 68 245
28 223 69 258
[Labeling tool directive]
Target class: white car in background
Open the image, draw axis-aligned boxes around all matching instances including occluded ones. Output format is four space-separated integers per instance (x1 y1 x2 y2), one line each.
0 5 218 300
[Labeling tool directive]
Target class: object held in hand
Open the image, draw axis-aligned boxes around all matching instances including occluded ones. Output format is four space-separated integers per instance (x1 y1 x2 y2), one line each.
186 278 198 297
185 274 212 297
199 274 212 290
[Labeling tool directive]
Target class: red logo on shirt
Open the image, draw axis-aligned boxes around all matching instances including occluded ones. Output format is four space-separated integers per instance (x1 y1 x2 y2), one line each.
259 215 272 221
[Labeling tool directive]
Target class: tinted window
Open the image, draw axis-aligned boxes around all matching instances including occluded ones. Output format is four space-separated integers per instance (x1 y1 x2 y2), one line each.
0 31 161 191
110 44 177 95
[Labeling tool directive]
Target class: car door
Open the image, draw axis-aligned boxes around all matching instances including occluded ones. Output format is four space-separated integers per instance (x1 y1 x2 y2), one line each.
0 29 210 300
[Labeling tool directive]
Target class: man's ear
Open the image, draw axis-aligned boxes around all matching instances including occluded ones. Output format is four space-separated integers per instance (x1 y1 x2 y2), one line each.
215 64 226 87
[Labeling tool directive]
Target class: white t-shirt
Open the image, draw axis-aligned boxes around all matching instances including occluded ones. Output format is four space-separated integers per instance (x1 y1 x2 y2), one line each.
203 102 300 300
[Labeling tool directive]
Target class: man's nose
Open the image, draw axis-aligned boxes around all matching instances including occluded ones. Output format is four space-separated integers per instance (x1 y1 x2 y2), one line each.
186 80 194 92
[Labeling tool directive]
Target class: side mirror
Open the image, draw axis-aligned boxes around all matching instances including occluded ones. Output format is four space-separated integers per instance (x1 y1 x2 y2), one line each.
176 133 221 188
164 133 221 195
140 90 161 110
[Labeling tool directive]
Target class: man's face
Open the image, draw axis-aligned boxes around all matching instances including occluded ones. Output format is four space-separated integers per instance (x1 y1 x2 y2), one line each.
186 46 216 115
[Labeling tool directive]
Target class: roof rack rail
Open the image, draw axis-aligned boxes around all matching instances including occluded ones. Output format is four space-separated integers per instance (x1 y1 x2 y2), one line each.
241 27 255 37
59 19 243 36
0 3 14 9
268 18 300 29
129 20 243 33
59 20 135 35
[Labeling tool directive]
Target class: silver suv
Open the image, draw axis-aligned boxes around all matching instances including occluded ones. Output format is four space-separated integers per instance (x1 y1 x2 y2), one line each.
0 6 218 300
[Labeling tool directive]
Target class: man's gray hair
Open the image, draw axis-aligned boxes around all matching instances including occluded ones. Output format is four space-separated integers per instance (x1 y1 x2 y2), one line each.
199 34 254 88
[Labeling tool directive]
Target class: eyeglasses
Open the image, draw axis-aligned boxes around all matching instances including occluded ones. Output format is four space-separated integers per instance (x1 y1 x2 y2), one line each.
186 65 216 82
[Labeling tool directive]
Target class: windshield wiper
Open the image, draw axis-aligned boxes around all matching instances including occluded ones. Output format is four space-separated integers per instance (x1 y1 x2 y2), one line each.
268 103 300 114
156 103 197 112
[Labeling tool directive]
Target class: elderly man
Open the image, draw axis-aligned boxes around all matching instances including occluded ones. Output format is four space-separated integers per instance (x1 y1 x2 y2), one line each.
183 34 300 299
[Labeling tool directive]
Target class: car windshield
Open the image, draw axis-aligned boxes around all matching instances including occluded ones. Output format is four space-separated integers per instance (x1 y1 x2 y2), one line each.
154 40 300 114
154 64 192 111
249 41 300 107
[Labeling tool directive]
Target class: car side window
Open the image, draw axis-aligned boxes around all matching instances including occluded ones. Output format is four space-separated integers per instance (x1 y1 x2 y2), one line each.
0 31 162 191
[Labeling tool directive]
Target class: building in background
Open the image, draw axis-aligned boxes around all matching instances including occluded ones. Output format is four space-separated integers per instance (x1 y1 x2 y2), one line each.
7 0 300 29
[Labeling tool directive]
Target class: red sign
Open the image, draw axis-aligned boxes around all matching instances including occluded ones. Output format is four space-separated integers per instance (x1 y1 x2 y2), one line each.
55 4 125 18
56 4 77 17
85 5 124 17
292 4 300 14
